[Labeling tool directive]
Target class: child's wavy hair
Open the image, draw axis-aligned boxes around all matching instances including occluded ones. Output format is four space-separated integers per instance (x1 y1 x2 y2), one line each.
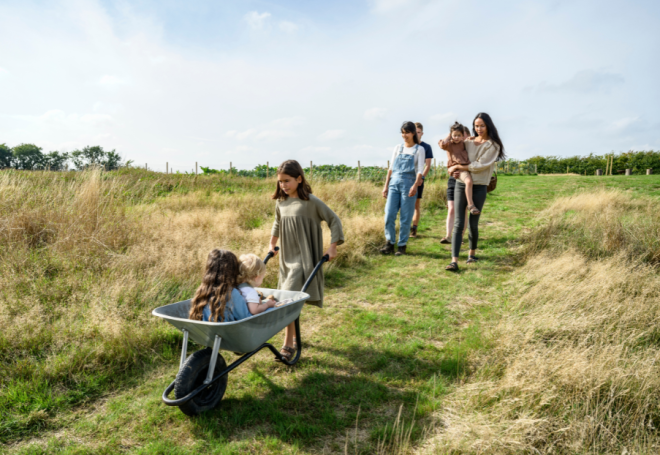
450 121 466 135
272 160 312 201
189 249 240 322
238 253 266 287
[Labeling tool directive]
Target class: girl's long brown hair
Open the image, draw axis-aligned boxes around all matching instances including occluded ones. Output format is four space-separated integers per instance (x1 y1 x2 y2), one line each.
271 160 312 201
189 249 240 322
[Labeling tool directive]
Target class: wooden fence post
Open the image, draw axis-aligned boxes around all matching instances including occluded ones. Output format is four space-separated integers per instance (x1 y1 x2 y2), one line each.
195 162 198 175
358 161 361 182
647 169 652 175
387 160 390 170
625 169 631 176
166 162 168 174
145 163 148 171
230 162 232 175
310 161 313 180
267 161 269 179
596 169 603 176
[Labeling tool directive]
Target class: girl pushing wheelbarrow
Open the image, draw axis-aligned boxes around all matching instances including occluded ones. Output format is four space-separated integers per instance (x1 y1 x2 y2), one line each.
153 159 344 416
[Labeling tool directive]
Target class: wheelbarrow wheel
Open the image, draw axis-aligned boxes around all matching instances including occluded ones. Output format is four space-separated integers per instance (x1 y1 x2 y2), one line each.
174 347 228 416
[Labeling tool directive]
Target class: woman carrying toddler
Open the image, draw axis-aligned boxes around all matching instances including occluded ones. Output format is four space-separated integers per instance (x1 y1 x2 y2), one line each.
442 113 505 272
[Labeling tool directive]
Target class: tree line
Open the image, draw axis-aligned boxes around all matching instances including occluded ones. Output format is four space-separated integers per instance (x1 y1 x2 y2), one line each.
0 143 126 171
526 151 659 175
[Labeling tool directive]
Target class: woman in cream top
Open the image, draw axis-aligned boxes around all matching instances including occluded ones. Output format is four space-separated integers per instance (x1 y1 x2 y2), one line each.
445 112 505 272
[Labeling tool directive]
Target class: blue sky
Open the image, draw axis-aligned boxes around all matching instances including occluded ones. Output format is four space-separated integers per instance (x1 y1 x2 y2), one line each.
1 0 658 172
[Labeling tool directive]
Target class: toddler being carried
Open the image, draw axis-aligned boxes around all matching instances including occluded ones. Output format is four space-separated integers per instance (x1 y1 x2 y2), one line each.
441 122 480 215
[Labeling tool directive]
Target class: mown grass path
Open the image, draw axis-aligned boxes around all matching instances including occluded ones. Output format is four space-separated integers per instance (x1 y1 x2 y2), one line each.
7 175 660 454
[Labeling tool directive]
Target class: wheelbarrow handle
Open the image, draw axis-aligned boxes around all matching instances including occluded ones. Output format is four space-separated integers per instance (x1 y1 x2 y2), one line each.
301 254 330 293
264 247 280 264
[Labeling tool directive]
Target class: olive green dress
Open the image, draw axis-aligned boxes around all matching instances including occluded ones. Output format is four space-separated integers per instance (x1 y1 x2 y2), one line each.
271 194 344 307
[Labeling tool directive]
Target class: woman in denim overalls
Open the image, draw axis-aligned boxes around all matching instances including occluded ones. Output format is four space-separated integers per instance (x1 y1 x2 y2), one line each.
380 121 425 256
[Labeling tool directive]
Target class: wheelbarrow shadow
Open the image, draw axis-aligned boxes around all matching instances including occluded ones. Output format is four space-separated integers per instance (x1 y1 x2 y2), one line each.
185 342 466 450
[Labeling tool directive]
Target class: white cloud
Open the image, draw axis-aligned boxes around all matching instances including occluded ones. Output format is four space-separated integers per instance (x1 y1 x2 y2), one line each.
235 129 257 140
37 110 115 127
98 75 127 87
536 70 625 94
256 130 296 141
279 21 299 33
93 102 122 114
244 11 271 30
612 117 639 129
317 129 345 141
352 144 379 151
270 116 305 128
225 130 237 138
368 0 425 14
430 112 456 124
364 107 387 121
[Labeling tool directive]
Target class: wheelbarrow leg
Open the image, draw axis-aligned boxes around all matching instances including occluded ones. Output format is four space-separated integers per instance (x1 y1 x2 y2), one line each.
204 335 222 384
179 329 189 370
294 317 302 356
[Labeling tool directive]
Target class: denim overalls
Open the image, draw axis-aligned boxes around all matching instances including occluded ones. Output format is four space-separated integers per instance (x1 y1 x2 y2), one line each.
384 145 419 246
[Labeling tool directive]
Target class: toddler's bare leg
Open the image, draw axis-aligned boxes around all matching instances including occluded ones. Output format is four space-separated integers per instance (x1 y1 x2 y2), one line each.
464 174 475 208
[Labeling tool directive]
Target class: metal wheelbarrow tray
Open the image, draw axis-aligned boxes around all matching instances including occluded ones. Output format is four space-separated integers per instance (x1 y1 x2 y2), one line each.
152 249 327 416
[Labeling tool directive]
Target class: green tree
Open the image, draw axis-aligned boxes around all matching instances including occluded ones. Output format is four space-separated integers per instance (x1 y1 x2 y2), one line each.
0 143 12 168
43 151 70 170
12 143 44 170
104 150 123 170
71 145 123 170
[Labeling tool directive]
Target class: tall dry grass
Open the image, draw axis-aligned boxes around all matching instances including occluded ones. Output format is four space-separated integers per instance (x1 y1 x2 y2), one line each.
521 189 660 264
0 169 446 439
423 190 660 454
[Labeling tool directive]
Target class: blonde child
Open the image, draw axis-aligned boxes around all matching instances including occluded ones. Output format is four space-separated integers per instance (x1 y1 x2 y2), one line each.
267 160 344 361
189 249 251 322
440 122 480 215
237 254 278 315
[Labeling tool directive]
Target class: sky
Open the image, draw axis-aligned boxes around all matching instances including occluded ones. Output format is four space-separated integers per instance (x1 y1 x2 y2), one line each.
0 0 659 172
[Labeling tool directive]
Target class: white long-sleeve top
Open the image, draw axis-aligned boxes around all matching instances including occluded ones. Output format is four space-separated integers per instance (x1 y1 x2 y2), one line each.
389 144 425 176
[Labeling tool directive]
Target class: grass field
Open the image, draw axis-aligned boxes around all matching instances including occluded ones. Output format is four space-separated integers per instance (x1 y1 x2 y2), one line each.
2 170 660 454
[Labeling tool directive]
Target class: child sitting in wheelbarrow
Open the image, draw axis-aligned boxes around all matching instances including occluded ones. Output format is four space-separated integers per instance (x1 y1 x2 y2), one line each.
189 249 259 322
237 253 295 313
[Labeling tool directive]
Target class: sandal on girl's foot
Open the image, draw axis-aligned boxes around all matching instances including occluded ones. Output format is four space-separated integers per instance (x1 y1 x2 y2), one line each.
440 237 450 244
467 204 481 215
276 345 295 362
445 262 459 272
466 256 479 264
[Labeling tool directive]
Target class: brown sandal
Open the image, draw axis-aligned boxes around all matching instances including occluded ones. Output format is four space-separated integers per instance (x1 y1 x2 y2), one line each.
468 205 481 215
277 345 295 362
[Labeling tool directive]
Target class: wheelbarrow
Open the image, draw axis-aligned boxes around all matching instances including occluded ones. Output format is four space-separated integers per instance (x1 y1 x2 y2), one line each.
152 248 328 416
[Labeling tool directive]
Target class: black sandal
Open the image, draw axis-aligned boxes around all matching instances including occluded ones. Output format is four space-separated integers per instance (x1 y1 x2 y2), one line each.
440 237 450 244
276 345 295 362
445 262 459 272
466 256 479 264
